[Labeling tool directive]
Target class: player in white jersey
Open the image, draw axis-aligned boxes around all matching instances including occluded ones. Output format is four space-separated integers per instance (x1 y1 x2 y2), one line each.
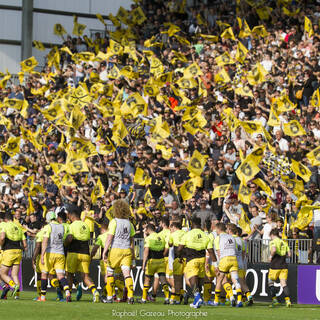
102 199 135 304
228 224 253 306
211 223 243 307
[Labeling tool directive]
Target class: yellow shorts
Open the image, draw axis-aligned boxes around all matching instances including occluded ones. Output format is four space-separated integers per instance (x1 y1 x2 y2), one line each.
205 264 216 279
107 248 132 270
218 256 238 274
145 258 165 276
66 252 90 274
42 253 65 275
238 269 246 279
36 255 46 274
172 258 185 276
1 249 22 267
268 268 288 281
184 257 205 279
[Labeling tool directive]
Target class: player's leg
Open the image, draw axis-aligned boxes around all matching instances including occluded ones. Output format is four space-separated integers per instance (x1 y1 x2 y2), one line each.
152 273 159 300
121 265 134 304
141 275 152 303
11 263 21 299
158 273 170 304
171 274 183 304
105 267 115 303
230 270 242 307
238 270 253 305
280 269 291 307
0 270 10 300
268 269 280 307
213 272 224 306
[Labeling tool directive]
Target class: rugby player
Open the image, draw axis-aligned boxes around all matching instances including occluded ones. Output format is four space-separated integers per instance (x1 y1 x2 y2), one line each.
268 229 291 307
212 222 243 307
102 199 135 304
0 213 27 299
39 211 71 302
65 205 100 303
178 217 216 309
168 221 185 304
140 223 169 304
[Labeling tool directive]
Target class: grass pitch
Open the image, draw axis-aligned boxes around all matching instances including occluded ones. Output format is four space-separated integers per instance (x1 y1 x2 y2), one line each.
0 292 319 320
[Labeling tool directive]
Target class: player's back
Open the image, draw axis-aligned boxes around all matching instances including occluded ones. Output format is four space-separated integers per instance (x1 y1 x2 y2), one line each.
217 233 236 259
110 218 134 249
45 222 65 255
2 221 24 250
145 232 165 259
68 220 90 254
182 228 210 261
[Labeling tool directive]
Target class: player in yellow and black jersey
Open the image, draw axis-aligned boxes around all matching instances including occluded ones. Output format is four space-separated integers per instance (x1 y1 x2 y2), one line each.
268 229 291 308
178 217 216 309
140 223 170 304
0 213 27 299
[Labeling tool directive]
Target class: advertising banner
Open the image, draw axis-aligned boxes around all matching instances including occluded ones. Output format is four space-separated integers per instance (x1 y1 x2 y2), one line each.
298 265 320 304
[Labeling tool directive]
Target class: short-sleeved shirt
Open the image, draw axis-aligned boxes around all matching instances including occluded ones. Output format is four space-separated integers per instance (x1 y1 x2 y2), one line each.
36 228 45 243
145 232 166 259
107 218 135 249
95 232 108 249
269 237 289 269
67 220 90 254
168 229 185 255
1 221 26 250
214 233 236 259
180 228 212 262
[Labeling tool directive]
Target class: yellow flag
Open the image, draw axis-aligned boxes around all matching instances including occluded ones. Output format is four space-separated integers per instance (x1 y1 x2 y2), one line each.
239 208 252 234
3 165 26 176
238 182 252 205
155 145 172 160
241 120 263 135
108 13 121 27
26 196 35 215
148 56 164 77
236 154 260 184
235 41 248 63
3 136 20 156
307 146 320 166
175 35 190 46
109 39 123 55
256 7 272 20
305 16 314 37
199 34 219 42
183 114 207 135
253 178 272 196
214 67 231 83
282 214 288 239
91 177 105 204
176 77 198 89
267 106 280 127
73 18 86 36
275 95 296 113
96 13 106 26
310 89 320 108
67 158 89 175
187 150 208 176
20 56 38 72
283 120 306 136
70 105 86 130
29 184 46 197
221 27 236 40
234 86 253 97
238 19 251 38
291 205 320 230
108 65 121 79
61 174 77 187
211 183 230 199
291 159 311 182
53 23 67 36
215 52 235 66
184 63 203 78
223 108 240 131
252 25 269 38
144 189 153 207
33 40 45 51
180 178 197 201
23 176 34 190
247 62 267 85
134 168 151 186
132 6 146 25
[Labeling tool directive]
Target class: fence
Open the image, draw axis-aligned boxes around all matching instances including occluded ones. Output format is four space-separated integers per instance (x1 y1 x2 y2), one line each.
23 238 314 264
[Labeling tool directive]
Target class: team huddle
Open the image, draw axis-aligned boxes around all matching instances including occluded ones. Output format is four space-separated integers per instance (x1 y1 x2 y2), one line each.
0 199 291 308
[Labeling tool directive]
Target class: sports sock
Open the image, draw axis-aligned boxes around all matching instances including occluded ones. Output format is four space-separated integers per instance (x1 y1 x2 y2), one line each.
8 280 15 288
246 291 252 299
41 279 47 296
59 278 70 291
106 276 114 298
124 277 133 299
269 285 276 299
89 284 97 295
223 283 234 299
214 289 221 303
283 286 290 298
142 285 150 301
162 284 169 299
36 280 41 296
236 288 242 302
175 293 180 302
203 283 211 302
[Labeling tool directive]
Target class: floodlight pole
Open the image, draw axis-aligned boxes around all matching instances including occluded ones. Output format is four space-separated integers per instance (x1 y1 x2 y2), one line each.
21 0 33 61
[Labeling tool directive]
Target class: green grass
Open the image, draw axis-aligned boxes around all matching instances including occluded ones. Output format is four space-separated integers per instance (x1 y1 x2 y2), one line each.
0 292 319 320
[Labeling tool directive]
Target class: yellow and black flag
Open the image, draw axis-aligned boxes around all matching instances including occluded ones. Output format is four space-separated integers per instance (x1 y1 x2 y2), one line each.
291 159 311 182
211 183 230 200
91 177 105 204
187 150 208 176
283 120 306 136
180 178 197 201
73 16 86 36
33 40 45 51
307 146 320 166
20 56 38 72
53 23 67 36
304 16 314 37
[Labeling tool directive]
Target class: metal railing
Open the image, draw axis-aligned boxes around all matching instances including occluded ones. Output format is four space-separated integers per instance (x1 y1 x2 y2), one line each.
248 239 313 264
23 238 314 264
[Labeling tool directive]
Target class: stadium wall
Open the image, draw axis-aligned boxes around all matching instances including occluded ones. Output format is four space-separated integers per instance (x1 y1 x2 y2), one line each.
20 259 319 304
0 0 133 73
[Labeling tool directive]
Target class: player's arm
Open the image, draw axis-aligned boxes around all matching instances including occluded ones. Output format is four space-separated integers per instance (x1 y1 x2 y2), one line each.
22 238 27 251
0 231 5 246
207 248 217 263
177 244 184 258
142 246 149 272
41 237 49 265
90 244 100 259
64 234 73 246
102 234 114 261
269 245 277 262
32 242 41 270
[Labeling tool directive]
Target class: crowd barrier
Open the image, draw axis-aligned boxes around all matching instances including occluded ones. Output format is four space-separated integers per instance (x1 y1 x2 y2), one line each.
23 238 313 264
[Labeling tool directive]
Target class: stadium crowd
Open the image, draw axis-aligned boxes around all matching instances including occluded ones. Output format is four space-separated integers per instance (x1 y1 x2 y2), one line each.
0 0 320 308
